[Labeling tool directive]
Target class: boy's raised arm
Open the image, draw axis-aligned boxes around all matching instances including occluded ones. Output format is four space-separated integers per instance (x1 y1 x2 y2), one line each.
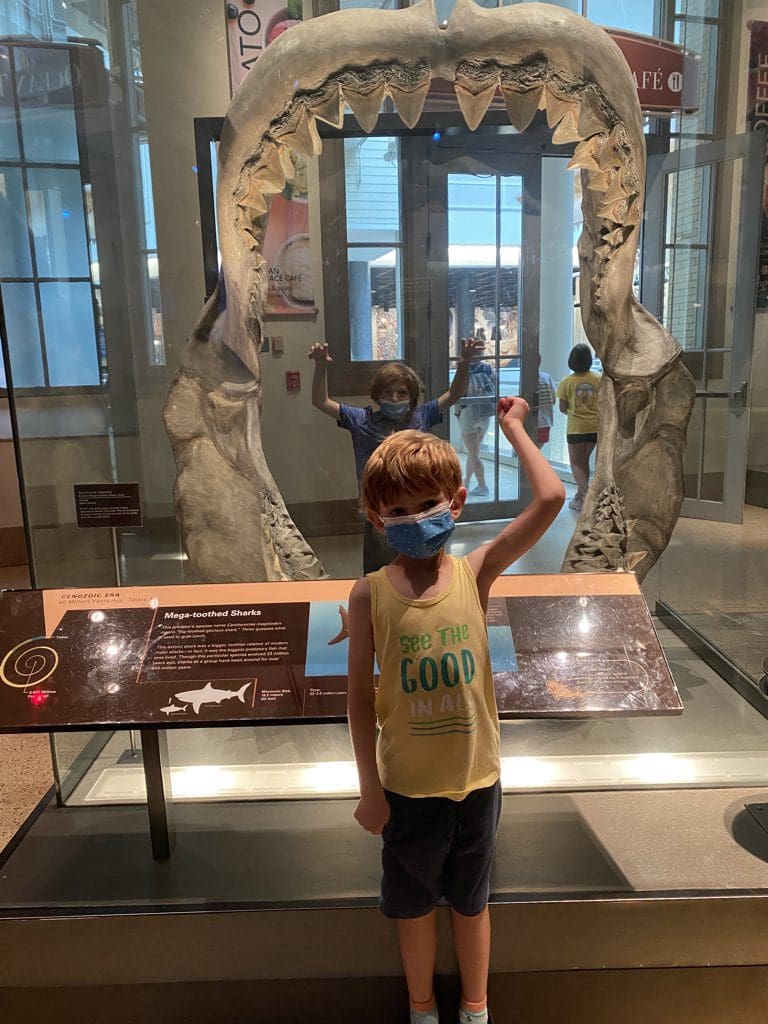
468 397 565 594
308 343 341 419
437 337 485 410
347 578 390 835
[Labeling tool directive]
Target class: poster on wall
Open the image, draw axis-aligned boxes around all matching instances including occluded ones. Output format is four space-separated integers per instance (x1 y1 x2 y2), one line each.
747 20 768 311
225 0 316 318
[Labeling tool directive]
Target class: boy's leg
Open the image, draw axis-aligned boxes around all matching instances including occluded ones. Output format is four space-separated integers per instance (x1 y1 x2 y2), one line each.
450 905 490 1007
397 909 439 1006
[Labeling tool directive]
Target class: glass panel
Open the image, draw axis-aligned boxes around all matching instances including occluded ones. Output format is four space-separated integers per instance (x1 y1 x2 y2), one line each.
14 47 79 164
344 136 400 244
137 135 157 250
0 165 33 277
347 246 402 360
39 281 99 386
26 166 89 278
144 253 165 366
682 396 703 499
585 0 653 33
663 246 707 349
0 46 19 159
1 281 44 387
701 396 727 501
665 165 711 247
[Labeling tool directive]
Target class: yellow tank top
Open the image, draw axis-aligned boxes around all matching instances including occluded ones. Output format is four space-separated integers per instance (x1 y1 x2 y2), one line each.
369 555 500 801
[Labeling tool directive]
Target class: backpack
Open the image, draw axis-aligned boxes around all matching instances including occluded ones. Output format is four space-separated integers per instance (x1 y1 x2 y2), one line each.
466 363 497 418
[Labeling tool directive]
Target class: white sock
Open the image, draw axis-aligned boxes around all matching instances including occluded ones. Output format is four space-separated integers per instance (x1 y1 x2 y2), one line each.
459 1007 488 1024
410 1007 439 1024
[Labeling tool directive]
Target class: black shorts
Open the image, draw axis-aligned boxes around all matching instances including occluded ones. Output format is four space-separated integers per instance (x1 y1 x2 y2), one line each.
380 780 502 920
567 432 598 444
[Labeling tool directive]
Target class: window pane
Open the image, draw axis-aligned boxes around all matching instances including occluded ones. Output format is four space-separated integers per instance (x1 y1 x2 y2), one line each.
0 166 33 277
344 137 400 243
347 247 402 361
585 0 653 33
137 135 157 250
144 253 165 365
15 47 79 164
39 281 99 386
27 167 89 278
0 47 19 159
2 282 44 387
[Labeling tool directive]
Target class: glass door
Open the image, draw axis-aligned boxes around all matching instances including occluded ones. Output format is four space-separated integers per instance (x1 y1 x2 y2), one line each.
410 137 540 522
643 131 764 523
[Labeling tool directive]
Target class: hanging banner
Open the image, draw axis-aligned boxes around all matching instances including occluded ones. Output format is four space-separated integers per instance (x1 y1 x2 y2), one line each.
747 20 768 310
225 0 315 318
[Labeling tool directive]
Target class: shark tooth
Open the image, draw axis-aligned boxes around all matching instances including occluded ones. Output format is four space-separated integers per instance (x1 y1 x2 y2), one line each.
342 80 386 133
577 94 607 139
242 226 262 251
500 84 543 132
277 143 296 180
236 178 269 213
388 79 431 129
602 170 628 205
603 226 623 246
552 109 582 145
624 551 648 571
541 90 579 132
253 144 288 192
455 80 498 131
567 137 603 173
309 85 344 129
586 169 612 193
276 108 322 157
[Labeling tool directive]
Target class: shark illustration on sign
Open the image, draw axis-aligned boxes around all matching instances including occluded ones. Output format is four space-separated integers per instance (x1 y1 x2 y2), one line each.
173 681 252 715
160 702 186 716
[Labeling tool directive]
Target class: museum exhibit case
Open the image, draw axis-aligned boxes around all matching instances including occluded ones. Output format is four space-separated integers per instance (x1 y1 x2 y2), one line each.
1 0 768 858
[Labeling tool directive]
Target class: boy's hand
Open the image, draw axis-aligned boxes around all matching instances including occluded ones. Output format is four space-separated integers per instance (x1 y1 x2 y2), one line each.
458 337 485 363
354 789 390 835
308 342 332 364
498 395 529 430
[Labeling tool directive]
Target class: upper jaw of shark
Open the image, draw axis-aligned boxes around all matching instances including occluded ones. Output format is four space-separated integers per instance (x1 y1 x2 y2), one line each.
215 0 678 389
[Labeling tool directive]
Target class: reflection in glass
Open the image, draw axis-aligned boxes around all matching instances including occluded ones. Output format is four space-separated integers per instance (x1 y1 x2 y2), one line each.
15 47 79 164
26 167 89 278
347 247 402 361
0 166 33 277
0 47 19 159
39 281 99 386
1 282 44 387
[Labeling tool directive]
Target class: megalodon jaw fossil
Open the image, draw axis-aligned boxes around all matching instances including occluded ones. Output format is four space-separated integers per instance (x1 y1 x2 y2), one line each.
164 0 693 583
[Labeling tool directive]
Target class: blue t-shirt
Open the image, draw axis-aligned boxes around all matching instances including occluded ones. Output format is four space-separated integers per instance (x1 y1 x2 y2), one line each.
338 400 443 483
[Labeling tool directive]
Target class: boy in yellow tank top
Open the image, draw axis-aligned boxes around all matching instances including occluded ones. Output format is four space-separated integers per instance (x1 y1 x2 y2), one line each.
347 398 565 1024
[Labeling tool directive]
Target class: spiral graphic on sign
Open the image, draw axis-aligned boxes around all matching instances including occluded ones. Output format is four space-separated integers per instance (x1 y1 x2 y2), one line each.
0 638 59 689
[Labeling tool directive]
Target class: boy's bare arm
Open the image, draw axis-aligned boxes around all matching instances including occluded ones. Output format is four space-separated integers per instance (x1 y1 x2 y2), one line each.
468 398 565 593
437 337 485 410
347 578 390 835
308 343 341 419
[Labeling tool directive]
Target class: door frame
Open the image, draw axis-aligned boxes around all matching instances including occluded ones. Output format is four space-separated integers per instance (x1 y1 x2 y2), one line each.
405 133 542 520
643 130 764 523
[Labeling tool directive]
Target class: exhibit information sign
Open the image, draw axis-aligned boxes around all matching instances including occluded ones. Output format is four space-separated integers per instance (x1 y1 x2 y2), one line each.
0 574 681 731
73 483 143 529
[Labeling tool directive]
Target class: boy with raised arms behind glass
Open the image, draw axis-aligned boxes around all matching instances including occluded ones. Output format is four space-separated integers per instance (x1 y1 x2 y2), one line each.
308 339 483 574
346 399 565 1024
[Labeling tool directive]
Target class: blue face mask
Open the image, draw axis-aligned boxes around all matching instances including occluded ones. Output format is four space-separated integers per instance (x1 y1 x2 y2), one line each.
381 501 456 560
378 401 411 420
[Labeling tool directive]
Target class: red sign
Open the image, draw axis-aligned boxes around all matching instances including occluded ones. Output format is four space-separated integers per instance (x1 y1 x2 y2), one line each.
285 371 301 392
608 30 699 114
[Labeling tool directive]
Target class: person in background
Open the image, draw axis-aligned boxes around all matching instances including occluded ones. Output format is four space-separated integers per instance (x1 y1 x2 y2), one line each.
347 405 564 1024
556 343 601 512
455 333 497 497
309 338 484 573
535 355 556 449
